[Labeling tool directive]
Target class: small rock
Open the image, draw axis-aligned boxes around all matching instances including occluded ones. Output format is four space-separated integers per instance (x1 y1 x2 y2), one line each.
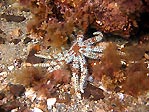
82 83 105 100
1 100 20 111
33 107 43 112
144 53 149 60
47 98 56 110
0 29 3 34
10 28 21 37
7 66 14 71
57 93 71 104
0 107 6 112
1 13 26 22
25 88 36 102
9 84 25 97
26 45 44 64
0 37 6 44
10 39 21 44
0 92 5 100
23 37 32 44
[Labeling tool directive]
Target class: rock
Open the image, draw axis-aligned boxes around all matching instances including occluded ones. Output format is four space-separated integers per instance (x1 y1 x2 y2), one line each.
0 92 5 100
83 83 105 101
9 84 25 97
1 13 26 22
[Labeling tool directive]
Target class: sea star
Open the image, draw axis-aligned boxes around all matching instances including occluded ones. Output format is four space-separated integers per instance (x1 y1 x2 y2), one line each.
33 31 106 93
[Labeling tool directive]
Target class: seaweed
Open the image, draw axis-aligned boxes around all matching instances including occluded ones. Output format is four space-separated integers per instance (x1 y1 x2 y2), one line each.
122 62 149 97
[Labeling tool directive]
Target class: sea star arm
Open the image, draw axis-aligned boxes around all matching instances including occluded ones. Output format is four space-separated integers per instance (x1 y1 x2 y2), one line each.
79 54 88 93
83 32 103 45
80 48 103 59
71 56 80 92
64 50 74 64
83 45 105 53
32 53 61 72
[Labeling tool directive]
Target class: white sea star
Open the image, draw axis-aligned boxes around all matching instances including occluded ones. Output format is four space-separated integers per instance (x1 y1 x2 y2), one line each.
33 31 106 93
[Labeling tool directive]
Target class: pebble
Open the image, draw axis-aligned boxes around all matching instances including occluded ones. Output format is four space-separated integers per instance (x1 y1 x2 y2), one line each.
32 107 43 112
47 98 56 110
